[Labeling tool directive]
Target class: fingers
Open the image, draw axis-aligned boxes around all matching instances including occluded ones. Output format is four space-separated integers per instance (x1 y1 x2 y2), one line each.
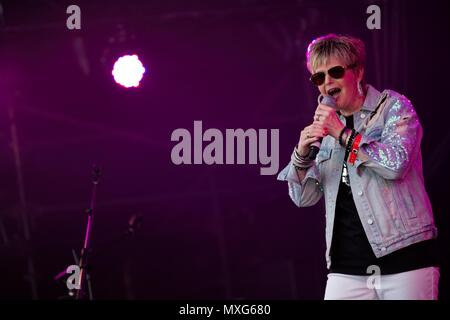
298 124 325 156
308 123 327 133
313 110 329 123
301 124 327 139
309 127 327 138
314 104 336 121
317 104 335 112
305 123 325 130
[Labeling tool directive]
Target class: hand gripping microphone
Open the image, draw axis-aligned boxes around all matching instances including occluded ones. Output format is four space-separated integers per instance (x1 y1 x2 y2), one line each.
306 94 337 160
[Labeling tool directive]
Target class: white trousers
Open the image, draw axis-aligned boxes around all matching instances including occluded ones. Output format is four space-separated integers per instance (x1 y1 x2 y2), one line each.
324 267 440 300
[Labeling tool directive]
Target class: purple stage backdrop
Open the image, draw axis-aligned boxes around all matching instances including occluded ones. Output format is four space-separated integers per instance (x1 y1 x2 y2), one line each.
0 0 449 300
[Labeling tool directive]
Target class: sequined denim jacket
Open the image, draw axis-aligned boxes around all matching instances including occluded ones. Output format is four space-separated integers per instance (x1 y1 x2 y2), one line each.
277 84 437 269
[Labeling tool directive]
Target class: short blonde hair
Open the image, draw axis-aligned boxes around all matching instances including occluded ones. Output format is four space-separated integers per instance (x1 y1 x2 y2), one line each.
306 34 366 73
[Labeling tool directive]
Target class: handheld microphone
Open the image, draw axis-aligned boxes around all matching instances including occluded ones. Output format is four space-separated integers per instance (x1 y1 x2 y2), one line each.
306 94 337 160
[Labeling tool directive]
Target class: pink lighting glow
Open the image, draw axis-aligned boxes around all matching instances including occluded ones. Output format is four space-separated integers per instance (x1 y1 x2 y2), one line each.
112 54 146 88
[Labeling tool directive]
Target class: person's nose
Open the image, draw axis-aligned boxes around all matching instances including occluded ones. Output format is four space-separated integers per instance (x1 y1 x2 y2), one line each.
324 72 335 87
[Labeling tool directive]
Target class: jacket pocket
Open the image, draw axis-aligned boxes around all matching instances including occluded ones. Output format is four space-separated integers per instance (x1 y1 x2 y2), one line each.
395 182 418 219
373 174 408 236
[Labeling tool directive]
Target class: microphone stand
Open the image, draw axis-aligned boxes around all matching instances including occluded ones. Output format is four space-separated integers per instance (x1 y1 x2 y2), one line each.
53 210 144 299
75 165 101 300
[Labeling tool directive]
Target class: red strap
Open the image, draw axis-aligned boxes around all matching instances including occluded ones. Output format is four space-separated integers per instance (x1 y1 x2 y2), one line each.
348 133 362 165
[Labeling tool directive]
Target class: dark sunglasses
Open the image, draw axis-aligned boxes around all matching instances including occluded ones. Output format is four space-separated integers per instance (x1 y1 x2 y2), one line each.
309 64 356 86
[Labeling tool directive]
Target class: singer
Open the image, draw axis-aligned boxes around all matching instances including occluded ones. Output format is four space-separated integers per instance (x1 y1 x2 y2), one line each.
277 34 439 300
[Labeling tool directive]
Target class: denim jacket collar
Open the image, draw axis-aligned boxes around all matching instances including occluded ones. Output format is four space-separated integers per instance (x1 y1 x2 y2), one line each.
361 84 382 112
337 84 381 118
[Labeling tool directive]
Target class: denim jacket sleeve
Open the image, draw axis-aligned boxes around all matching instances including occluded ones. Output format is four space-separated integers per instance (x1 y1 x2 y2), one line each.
355 92 422 180
277 160 324 207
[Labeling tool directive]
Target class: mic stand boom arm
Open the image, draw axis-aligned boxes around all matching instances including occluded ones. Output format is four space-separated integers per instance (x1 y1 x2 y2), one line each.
75 165 101 300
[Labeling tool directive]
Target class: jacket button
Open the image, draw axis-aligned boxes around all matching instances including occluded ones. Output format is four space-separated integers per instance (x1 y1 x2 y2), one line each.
361 113 366 119
367 219 373 225
381 247 387 252
357 190 363 196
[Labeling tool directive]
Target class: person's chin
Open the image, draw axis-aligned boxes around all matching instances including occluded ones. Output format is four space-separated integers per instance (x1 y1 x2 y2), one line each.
335 94 350 109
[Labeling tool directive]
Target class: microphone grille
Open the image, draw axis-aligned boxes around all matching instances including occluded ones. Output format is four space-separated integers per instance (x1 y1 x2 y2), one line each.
318 94 337 108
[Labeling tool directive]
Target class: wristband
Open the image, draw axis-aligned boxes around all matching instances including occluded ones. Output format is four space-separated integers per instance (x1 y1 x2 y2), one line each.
348 133 362 165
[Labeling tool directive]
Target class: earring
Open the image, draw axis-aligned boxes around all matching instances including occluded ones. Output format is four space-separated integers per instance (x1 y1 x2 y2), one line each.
357 81 364 96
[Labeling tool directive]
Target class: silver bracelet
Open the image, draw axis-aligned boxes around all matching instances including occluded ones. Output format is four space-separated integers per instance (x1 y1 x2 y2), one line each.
291 146 313 169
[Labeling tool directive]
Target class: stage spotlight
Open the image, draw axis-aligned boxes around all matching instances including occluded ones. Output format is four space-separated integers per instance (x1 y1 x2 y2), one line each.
112 54 146 88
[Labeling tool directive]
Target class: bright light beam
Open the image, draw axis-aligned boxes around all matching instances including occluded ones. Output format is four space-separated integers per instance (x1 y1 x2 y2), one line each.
112 54 146 88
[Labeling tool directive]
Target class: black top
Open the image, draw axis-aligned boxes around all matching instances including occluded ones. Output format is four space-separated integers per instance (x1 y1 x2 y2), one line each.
329 115 438 275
